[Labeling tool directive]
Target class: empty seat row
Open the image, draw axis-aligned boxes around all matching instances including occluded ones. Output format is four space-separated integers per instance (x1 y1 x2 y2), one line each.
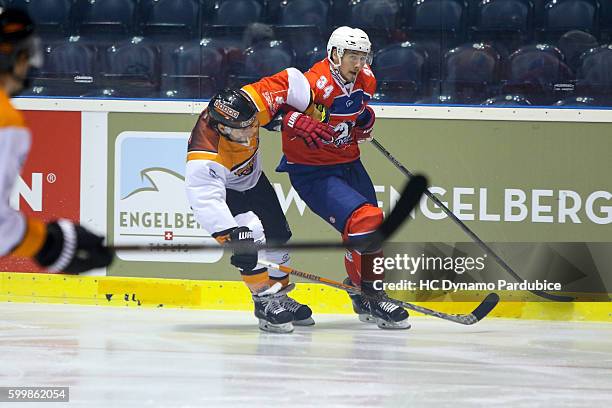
8 0 612 41
25 34 612 105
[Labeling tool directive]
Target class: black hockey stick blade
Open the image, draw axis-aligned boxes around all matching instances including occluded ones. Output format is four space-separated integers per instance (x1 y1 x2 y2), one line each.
387 292 499 325
470 292 500 322
111 175 428 252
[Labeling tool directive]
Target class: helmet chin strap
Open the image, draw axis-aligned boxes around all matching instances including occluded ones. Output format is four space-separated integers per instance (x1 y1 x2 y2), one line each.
329 48 351 86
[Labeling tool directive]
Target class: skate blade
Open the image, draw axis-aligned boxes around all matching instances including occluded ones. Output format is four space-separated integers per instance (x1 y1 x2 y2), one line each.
358 314 376 324
258 319 294 333
293 317 315 326
375 317 411 330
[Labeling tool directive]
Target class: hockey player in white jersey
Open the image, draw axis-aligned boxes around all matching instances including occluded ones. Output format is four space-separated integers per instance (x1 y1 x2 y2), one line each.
185 71 336 333
0 8 113 273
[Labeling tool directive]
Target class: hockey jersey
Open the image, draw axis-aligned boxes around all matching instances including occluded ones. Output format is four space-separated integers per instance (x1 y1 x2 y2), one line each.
185 67 312 235
0 89 46 258
279 58 377 167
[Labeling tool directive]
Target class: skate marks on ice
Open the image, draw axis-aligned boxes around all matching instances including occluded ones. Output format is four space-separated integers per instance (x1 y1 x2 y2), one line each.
0 303 611 407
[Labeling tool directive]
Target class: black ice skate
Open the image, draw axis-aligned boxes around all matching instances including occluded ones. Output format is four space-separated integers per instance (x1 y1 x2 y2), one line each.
343 277 376 324
253 283 294 333
362 281 410 330
277 285 315 326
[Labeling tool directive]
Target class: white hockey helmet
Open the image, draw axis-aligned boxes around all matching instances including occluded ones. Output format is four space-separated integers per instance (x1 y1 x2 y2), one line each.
327 26 372 65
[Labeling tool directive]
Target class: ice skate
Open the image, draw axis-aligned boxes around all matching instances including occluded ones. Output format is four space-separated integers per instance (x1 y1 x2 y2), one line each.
343 278 376 323
253 283 294 333
362 281 411 330
277 284 315 326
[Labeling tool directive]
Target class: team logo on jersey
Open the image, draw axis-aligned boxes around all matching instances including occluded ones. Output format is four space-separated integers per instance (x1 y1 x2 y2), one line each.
234 156 256 177
330 122 353 147
209 168 220 179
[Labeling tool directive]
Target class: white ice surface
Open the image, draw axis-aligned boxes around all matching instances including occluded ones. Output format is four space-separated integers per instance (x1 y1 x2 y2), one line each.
0 302 611 408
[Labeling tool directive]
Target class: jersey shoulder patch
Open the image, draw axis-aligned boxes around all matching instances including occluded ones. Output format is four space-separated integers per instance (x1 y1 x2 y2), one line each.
187 110 221 160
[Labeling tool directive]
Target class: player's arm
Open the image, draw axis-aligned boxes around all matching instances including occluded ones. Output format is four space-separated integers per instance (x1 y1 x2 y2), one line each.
242 68 334 148
0 129 113 273
354 69 377 143
184 159 258 271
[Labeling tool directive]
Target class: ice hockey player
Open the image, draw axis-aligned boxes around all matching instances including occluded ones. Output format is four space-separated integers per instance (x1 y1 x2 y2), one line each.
277 27 410 329
0 8 113 274
185 70 336 333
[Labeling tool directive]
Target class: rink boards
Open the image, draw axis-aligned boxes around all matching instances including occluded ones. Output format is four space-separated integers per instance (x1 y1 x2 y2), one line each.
1 100 611 321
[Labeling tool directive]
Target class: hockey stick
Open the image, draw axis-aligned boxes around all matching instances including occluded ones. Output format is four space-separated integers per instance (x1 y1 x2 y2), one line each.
371 138 574 302
258 259 499 325
111 175 428 252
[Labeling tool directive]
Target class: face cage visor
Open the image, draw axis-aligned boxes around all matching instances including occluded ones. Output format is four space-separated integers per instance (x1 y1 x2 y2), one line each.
218 118 259 144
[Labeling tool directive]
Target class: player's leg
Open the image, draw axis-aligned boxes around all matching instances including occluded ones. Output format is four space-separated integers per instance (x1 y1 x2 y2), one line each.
288 169 384 319
342 159 410 329
226 188 293 333
245 173 314 326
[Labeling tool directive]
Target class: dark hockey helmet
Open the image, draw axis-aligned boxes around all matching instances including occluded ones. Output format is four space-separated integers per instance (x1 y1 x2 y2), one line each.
208 88 258 129
0 7 41 73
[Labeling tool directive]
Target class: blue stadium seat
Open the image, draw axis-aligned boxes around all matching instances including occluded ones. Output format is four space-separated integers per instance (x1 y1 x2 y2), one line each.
212 0 264 26
482 94 532 105
227 40 294 87
348 0 401 50
577 45 612 93
9 0 72 35
244 40 294 76
472 0 533 35
557 29 598 71
271 0 328 69
505 44 574 104
40 37 95 78
541 0 598 39
442 43 502 103
75 0 137 37
141 0 200 39
26 36 96 96
277 0 329 26
373 42 429 102
161 39 225 99
405 0 467 34
349 0 400 30
98 37 160 96
404 0 468 77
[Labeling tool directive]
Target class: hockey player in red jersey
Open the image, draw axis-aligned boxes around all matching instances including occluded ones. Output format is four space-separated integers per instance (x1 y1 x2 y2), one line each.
0 8 113 274
277 27 410 329
186 68 335 333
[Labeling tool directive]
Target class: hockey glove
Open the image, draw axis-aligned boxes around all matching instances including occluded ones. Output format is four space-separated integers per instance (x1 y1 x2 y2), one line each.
354 105 375 143
221 226 258 271
34 220 114 274
283 111 335 149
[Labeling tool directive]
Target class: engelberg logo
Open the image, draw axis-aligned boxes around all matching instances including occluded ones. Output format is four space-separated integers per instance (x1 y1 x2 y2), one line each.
113 131 223 263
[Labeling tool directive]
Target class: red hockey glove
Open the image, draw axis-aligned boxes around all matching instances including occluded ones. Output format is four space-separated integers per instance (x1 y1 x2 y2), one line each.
283 111 335 149
354 105 375 144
